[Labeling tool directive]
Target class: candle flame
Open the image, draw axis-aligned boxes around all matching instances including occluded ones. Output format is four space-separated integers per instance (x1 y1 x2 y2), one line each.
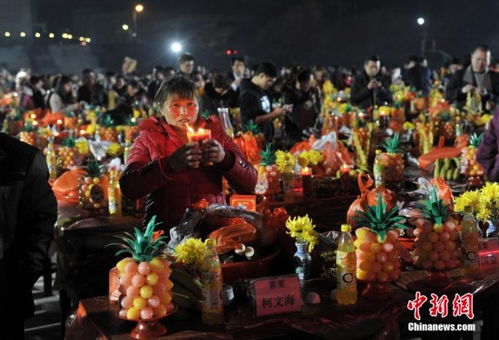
56 119 63 124
301 166 312 175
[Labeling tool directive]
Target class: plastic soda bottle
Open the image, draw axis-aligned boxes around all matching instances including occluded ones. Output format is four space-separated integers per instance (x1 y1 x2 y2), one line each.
460 206 480 272
108 169 122 216
200 239 224 325
336 224 357 305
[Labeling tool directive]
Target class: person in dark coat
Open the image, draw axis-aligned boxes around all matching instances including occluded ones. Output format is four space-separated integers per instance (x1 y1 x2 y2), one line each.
0 133 57 337
350 55 393 110
446 45 499 110
147 66 165 100
477 112 499 181
283 68 321 146
120 77 257 230
20 75 45 111
77 68 107 106
404 56 433 96
239 62 288 141
200 73 238 116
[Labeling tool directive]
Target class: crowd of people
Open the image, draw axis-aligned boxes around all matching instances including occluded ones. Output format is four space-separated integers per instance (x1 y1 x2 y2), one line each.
2 46 498 150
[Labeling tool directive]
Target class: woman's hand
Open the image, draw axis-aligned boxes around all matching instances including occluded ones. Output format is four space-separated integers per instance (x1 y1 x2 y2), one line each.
201 139 226 164
169 142 203 169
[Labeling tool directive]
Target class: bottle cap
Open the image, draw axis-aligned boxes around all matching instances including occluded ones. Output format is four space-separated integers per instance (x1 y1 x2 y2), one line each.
341 224 352 232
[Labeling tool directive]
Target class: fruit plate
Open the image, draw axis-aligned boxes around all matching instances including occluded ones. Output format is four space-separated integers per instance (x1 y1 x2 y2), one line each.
119 304 177 339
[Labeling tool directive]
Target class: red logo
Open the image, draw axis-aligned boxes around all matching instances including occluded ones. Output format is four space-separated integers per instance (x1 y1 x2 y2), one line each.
407 291 474 320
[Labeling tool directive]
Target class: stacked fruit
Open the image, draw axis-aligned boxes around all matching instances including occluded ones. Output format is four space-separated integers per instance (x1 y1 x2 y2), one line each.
110 216 175 320
379 133 404 190
433 158 460 181
411 188 462 271
19 121 37 146
255 144 281 196
437 111 455 141
58 137 81 169
100 115 118 142
461 133 484 177
79 159 109 210
354 194 406 282
124 122 140 141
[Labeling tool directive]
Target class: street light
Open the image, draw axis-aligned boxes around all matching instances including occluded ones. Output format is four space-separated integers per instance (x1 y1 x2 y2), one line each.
135 4 144 13
4 32 10 37
20 32 26 37
49 33 55 38
122 24 129 31
35 32 41 38
417 17 428 57
170 41 183 53
417 17 425 26
133 4 144 38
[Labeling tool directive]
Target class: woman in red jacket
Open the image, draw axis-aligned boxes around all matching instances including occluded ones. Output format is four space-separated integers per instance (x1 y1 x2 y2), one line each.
120 77 257 230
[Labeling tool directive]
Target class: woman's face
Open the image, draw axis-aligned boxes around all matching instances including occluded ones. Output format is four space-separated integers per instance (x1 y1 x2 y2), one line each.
63 82 72 93
162 94 199 130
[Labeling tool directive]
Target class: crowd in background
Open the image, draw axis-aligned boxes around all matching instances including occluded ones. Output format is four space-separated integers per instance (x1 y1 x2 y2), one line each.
2 47 499 149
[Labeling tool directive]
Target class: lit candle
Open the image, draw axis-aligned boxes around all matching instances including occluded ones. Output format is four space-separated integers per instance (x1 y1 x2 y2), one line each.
32 120 38 127
31 113 36 119
186 125 212 167
340 164 351 192
80 129 86 136
301 166 313 197
186 125 211 143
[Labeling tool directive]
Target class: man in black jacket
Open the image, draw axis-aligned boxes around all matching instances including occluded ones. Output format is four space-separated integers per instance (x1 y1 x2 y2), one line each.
0 133 57 337
404 56 433 96
239 62 289 141
351 55 393 110
446 45 499 111
77 68 107 106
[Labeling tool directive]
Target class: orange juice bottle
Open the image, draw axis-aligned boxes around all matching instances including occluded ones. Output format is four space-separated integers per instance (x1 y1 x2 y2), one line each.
336 224 357 305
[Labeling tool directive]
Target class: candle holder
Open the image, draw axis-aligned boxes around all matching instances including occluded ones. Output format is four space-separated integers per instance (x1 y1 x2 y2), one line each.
301 167 313 197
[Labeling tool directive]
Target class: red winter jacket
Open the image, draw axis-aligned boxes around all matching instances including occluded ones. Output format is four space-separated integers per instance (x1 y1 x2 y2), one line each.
119 116 257 230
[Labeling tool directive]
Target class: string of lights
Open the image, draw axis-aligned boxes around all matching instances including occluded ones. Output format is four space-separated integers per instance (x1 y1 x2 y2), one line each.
1 31 92 44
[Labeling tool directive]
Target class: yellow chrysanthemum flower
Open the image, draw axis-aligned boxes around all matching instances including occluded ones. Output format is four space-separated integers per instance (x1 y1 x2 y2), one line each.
481 182 499 205
286 215 318 252
107 142 123 156
275 150 295 174
298 150 323 167
403 122 416 130
454 190 481 213
173 238 208 266
75 139 90 155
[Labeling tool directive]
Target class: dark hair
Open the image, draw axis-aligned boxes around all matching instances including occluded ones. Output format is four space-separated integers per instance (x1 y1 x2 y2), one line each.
29 75 41 86
128 80 140 89
364 55 380 64
451 57 461 65
297 68 312 83
82 68 94 75
231 56 245 65
179 53 195 64
53 75 73 104
473 44 490 54
255 62 278 78
155 76 196 105
409 55 422 63
213 74 230 90
115 74 125 80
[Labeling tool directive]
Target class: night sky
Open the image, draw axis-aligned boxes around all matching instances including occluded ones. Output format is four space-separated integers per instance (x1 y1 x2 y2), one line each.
7 0 499 71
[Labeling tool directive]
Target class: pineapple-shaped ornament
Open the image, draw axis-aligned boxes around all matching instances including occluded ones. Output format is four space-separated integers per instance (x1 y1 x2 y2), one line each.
58 137 84 170
19 121 37 146
255 144 281 197
124 117 140 141
437 111 455 141
101 114 118 142
79 159 109 210
353 194 406 298
379 133 404 191
109 216 175 322
461 133 484 188
411 188 461 272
